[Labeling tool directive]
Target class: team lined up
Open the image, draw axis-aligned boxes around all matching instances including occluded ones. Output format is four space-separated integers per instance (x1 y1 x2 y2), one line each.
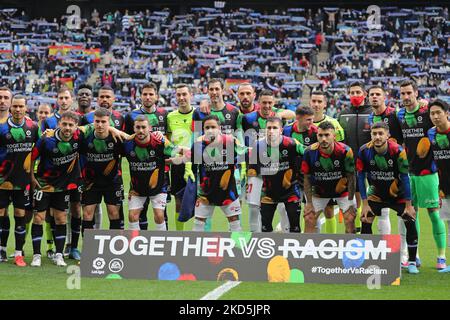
0 79 448 274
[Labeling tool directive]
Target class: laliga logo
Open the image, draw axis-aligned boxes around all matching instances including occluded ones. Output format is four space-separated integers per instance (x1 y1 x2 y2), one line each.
92 257 106 270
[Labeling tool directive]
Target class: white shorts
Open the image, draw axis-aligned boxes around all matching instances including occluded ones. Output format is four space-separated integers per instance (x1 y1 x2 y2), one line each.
195 199 242 219
311 196 356 215
246 176 263 206
440 198 450 220
128 193 167 211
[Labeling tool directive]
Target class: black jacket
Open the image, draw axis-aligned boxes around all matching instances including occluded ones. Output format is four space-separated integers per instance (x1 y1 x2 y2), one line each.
337 105 372 155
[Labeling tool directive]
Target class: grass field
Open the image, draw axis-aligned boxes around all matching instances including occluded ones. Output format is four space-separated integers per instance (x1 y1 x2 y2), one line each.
0 159 449 300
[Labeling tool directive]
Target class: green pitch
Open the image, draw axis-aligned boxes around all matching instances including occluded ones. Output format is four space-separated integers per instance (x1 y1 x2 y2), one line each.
0 159 449 300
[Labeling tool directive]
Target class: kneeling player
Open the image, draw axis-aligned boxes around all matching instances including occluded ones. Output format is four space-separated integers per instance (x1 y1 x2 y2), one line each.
124 115 185 231
357 122 419 274
80 108 124 234
185 115 245 232
30 112 81 267
249 117 304 233
302 121 357 233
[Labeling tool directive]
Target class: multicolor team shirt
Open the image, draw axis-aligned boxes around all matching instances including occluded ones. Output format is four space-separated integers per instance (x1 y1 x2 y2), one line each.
191 134 246 206
428 127 450 197
0 117 39 190
313 115 345 142
240 108 284 145
124 107 168 135
123 135 176 197
41 111 61 131
356 140 411 204
192 103 240 136
302 141 355 198
167 108 194 148
238 102 261 115
31 128 83 192
368 106 403 144
249 136 304 204
283 123 318 147
81 109 125 131
397 105 436 176
79 129 123 190
283 123 318 190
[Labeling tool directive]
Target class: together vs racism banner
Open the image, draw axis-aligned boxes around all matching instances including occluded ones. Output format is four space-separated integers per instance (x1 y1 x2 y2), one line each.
81 230 401 285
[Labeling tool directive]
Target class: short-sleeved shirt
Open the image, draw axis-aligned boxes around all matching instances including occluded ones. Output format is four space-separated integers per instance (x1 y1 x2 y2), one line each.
302 141 355 198
79 130 123 190
0 117 39 190
31 128 83 192
249 136 304 203
81 109 125 131
191 134 246 206
41 111 61 131
167 108 194 148
356 140 409 203
283 123 318 147
124 106 168 135
123 136 175 197
368 106 403 144
428 126 450 197
192 103 240 135
314 115 345 142
397 105 436 176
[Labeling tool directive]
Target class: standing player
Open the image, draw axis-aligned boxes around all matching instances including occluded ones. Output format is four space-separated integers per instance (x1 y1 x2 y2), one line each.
249 117 304 233
283 106 324 233
82 85 126 233
124 82 169 231
79 108 124 236
367 84 408 263
0 95 39 266
34 103 55 259
76 84 103 230
427 99 450 272
0 87 13 262
236 83 260 114
338 81 372 233
124 115 185 231
397 80 447 270
76 84 94 116
241 90 295 232
167 84 194 231
310 91 345 233
357 122 419 274
0 86 11 123
185 115 245 232
302 121 357 234
192 79 241 231
42 87 82 260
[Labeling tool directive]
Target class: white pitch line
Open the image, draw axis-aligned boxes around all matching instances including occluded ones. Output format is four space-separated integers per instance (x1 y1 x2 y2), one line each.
200 281 241 300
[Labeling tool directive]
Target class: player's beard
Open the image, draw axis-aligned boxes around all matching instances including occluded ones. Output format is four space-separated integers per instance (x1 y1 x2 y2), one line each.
100 102 111 109
240 99 252 109
137 133 148 141
62 129 73 140
374 140 387 148
320 141 331 150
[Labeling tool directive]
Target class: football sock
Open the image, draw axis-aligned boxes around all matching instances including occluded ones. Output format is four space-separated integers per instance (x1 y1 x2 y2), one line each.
31 224 43 255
